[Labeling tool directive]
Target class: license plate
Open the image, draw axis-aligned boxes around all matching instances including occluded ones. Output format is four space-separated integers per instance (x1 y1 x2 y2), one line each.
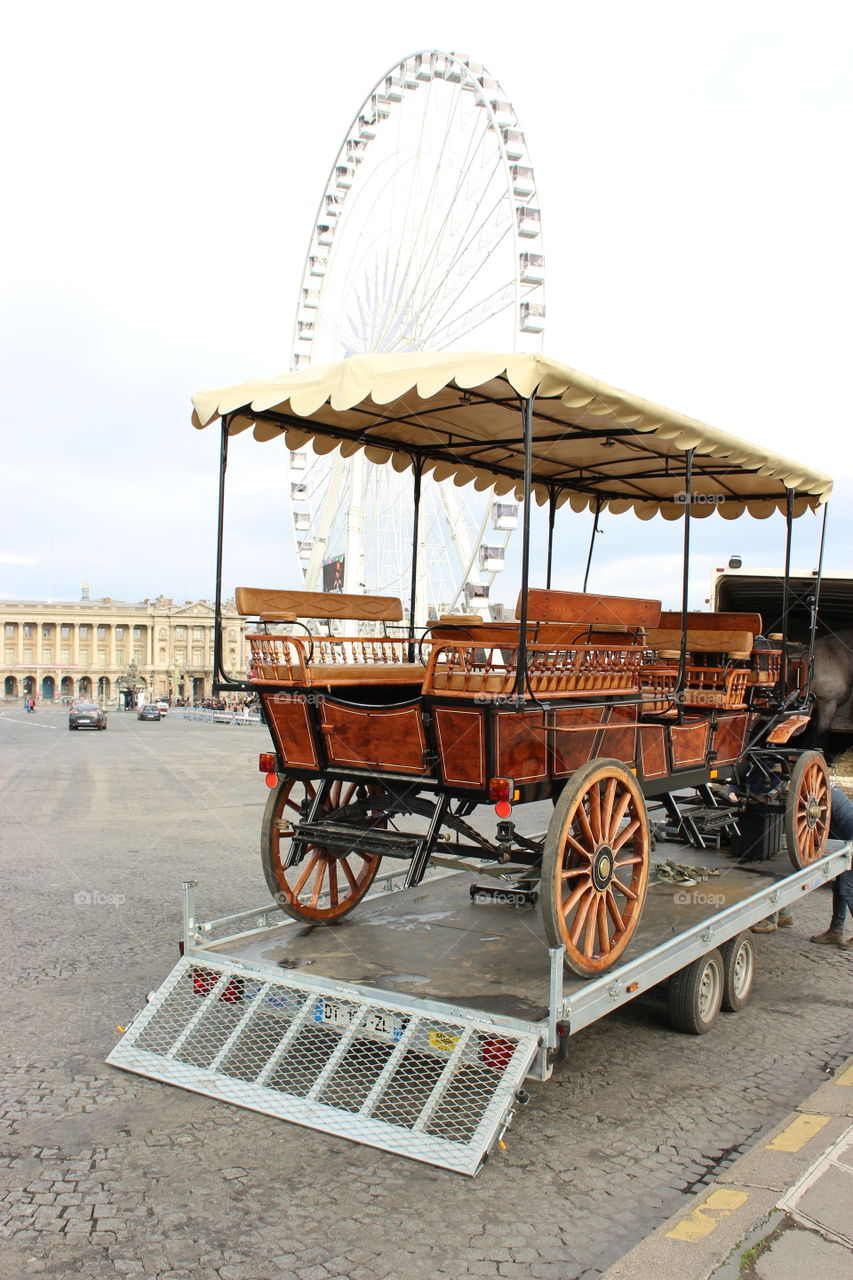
314 998 404 1043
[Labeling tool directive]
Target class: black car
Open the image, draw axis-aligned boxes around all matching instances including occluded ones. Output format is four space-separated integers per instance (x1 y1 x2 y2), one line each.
137 704 161 721
69 702 107 730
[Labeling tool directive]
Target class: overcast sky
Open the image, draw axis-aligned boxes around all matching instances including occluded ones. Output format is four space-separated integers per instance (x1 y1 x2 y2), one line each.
2 1 850 610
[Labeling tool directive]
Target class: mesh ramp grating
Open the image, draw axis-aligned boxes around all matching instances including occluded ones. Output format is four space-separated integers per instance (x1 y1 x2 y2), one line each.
107 956 541 1175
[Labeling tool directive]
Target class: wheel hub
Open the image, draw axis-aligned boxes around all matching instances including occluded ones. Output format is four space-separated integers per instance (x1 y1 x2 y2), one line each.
804 795 821 828
592 845 614 891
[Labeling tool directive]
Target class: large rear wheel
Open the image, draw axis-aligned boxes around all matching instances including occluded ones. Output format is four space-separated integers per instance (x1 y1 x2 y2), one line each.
261 777 383 922
785 750 831 869
541 759 650 977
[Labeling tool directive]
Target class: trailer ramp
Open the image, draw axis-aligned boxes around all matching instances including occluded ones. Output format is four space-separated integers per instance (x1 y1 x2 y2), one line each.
107 955 541 1175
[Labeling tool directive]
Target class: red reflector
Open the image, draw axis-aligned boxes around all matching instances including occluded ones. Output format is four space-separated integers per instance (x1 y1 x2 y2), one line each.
488 776 514 803
192 967 216 997
191 968 243 1003
259 752 276 773
481 1035 516 1069
265 772 278 789
494 799 512 819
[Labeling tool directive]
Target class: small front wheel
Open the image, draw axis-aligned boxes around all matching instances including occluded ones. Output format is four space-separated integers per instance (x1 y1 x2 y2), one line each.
540 759 650 977
720 932 756 1012
667 949 724 1034
261 777 383 923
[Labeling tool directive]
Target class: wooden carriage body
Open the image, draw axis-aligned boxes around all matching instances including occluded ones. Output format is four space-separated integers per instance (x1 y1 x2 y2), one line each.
240 584 787 803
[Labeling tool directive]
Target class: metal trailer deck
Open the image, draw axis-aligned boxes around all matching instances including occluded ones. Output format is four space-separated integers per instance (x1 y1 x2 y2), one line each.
108 840 851 1175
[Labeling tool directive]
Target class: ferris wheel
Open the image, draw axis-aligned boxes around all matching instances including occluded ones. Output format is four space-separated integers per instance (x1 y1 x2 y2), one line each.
288 50 546 621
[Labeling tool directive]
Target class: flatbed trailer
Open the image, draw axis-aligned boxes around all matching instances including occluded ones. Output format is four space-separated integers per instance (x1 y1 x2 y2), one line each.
108 837 850 1176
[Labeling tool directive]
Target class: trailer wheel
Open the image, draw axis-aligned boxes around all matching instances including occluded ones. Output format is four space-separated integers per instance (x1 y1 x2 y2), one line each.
667 949 724 1034
785 750 831 870
541 759 650 977
720 933 756 1012
261 777 382 922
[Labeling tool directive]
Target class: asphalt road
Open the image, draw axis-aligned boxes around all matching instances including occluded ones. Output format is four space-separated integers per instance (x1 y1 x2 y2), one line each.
1 705 850 1280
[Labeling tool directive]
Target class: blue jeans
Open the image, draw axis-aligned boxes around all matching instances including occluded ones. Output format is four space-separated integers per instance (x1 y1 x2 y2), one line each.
829 787 853 929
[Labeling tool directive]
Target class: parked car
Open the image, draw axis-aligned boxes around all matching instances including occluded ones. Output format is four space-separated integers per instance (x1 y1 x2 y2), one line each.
138 705 161 721
69 702 107 730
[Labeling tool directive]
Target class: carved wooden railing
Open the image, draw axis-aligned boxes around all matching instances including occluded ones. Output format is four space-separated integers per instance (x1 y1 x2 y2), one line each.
423 641 644 698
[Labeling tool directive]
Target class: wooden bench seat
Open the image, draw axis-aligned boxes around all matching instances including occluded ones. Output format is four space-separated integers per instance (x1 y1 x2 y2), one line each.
304 663 424 687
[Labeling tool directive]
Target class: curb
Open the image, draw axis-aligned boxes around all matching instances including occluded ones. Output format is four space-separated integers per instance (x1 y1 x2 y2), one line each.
600 1055 853 1280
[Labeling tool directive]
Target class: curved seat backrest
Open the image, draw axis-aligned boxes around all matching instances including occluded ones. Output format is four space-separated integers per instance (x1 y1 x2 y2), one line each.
235 587 404 623
658 610 763 635
646 627 754 657
520 588 662 630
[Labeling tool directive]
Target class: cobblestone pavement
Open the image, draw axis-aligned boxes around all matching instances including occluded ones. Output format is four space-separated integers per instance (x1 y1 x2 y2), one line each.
1 707 850 1280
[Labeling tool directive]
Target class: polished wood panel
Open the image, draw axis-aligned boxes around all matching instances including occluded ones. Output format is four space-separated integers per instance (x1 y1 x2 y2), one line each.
714 713 750 764
262 693 319 769
670 721 710 767
522 588 661 629
496 711 548 783
433 708 486 787
549 706 606 776
598 704 638 764
236 587 403 622
640 723 668 778
319 700 429 773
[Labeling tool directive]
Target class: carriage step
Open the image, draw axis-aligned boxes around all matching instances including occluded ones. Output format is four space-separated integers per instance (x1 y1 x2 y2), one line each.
291 822 424 859
107 956 541 1175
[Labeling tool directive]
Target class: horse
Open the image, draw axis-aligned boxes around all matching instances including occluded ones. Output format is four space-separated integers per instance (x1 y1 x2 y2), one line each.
807 629 853 746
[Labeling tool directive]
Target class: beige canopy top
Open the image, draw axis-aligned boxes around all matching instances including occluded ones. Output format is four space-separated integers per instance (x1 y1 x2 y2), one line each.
192 351 832 520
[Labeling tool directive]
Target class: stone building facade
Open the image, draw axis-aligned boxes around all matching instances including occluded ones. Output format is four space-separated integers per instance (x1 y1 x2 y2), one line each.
1 588 249 705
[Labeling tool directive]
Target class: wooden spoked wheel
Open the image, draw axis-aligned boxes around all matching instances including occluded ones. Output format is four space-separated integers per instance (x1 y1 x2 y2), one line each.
784 750 831 870
261 777 383 922
541 759 650 977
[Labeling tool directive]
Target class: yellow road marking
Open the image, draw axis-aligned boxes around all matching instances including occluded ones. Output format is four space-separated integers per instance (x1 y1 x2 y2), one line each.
766 1113 829 1152
666 1189 749 1242
835 1064 853 1087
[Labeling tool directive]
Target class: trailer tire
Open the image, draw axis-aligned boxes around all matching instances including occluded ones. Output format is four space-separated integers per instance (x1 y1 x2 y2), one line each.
720 933 756 1012
667 949 724 1034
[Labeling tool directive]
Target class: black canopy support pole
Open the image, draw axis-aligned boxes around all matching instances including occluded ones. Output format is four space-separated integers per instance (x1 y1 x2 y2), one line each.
778 488 796 698
513 394 535 701
676 450 694 722
407 457 424 660
806 503 829 691
213 417 231 688
582 497 603 592
545 488 557 588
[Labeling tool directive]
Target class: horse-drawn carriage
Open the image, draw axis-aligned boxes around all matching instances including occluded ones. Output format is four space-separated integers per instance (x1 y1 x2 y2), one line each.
193 351 834 978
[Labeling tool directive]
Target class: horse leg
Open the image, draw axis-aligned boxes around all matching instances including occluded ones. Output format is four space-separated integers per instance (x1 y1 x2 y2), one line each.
808 697 840 752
